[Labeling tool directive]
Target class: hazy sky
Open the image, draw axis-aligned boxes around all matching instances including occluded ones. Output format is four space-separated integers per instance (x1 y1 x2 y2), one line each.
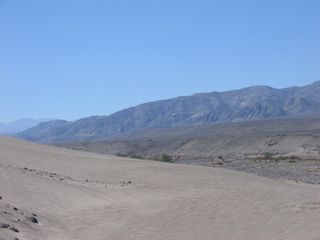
0 0 319 122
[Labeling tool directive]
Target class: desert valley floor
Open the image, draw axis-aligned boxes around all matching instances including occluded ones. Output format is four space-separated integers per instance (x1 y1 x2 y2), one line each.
1 136 320 240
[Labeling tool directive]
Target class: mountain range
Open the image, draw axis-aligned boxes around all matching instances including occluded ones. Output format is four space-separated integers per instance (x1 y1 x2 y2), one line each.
17 81 320 143
0 118 52 135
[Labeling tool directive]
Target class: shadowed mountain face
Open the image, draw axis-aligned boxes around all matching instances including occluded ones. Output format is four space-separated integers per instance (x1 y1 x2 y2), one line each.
17 81 320 143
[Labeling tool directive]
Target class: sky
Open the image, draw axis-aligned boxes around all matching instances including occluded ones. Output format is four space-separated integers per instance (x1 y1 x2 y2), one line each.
0 0 319 122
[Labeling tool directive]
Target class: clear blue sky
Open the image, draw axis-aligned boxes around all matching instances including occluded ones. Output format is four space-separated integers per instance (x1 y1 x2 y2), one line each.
0 0 319 122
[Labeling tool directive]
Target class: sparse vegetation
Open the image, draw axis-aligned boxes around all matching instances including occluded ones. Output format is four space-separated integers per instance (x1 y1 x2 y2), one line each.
115 152 173 162
262 152 274 160
115 153 127 157
115 153 144 159
130 154 144 159
274 155 299 162
116 153 173 162
153 154 173 163
257 153 300 162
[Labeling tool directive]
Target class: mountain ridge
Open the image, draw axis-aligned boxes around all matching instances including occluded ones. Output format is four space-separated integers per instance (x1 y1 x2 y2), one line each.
17 81 320 143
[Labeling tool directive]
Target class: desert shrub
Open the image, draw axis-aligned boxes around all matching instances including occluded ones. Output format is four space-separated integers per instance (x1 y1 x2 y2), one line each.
255 156 265 161
116 153 128 157
288 156 299 163
273 155 300 163
153 154 173 162
262 152 273 160
116 153 144 159
129 154 144 159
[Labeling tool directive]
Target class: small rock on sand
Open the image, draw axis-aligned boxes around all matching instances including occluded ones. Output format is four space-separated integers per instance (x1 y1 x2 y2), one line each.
9 226 19 233
26 216 39 224
0 223 10 228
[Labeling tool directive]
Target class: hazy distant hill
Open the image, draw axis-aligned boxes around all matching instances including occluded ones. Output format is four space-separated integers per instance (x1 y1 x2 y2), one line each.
17 81 320 143
0 118 53 135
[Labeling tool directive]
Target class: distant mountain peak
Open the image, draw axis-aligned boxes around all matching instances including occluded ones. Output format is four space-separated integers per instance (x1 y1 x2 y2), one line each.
0 118 54 135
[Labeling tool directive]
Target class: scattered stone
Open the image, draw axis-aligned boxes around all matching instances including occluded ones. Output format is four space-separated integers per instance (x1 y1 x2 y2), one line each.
9 226 19 233
26 216 39 224
0 196 2 200
13 207 18 211
0 223 10 228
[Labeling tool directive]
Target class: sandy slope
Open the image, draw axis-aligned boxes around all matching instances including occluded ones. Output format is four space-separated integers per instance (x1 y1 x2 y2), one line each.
1 137 320 240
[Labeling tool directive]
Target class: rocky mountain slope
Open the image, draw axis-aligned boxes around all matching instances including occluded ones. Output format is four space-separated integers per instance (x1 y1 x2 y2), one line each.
18 81 320 143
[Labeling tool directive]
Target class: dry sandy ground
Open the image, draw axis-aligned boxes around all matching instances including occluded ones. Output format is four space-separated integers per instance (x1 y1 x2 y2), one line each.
1 137 320 240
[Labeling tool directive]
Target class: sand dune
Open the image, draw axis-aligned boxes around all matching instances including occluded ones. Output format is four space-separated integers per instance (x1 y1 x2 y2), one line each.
1 137 320 240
